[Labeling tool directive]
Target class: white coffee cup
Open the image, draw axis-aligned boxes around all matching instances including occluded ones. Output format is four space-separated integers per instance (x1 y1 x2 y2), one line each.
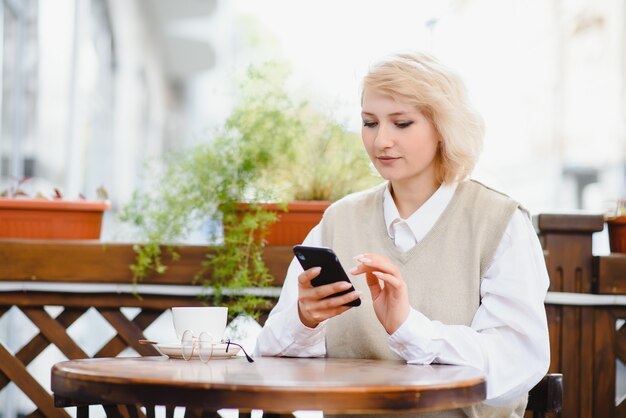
171 306 228 341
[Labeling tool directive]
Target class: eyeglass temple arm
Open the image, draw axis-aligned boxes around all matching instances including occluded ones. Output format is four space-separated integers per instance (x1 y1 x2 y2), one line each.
225 340 254 363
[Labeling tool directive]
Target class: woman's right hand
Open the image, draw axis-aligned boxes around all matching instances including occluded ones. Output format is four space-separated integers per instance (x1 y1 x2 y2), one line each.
297 267 361 328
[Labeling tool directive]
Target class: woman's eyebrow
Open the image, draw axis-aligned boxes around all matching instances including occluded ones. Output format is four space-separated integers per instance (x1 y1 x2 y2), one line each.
361 111 409 117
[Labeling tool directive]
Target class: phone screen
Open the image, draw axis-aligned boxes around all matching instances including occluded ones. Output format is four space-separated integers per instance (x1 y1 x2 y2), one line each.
293 245 361 307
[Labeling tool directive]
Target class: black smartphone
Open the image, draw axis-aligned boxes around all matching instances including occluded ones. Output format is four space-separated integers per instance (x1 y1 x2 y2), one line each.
292 245 361 307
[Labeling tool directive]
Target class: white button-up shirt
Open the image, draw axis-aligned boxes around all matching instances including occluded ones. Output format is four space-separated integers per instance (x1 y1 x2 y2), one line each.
255 182 550 405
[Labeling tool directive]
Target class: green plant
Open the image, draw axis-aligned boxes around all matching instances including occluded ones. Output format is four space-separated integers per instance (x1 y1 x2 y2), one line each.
120 61 379 319
261 109 380 201
120 62 306 319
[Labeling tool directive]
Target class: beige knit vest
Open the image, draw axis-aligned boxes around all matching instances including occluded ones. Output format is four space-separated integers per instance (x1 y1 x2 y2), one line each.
320 180 527 418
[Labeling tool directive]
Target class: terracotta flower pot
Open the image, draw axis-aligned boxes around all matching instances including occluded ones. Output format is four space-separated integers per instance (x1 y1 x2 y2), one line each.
0 198 110 240
607 216 626 253
237 201 331 246
265 201 331 245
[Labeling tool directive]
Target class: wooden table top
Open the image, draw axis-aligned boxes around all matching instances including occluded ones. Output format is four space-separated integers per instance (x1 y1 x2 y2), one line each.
52 356 486 414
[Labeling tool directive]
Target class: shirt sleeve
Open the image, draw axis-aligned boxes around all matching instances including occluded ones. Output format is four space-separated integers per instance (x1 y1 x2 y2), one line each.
387 209 551 404
254 224 328 357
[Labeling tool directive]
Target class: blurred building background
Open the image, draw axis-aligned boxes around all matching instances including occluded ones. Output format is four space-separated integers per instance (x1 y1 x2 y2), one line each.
0 0 625 416
0 0 239 212
0 0 624 223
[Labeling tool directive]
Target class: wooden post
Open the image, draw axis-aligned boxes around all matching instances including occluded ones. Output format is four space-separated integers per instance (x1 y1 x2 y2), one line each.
535 213 604 418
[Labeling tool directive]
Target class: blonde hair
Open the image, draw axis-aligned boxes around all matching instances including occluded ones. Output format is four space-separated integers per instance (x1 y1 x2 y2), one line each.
362 52 484 184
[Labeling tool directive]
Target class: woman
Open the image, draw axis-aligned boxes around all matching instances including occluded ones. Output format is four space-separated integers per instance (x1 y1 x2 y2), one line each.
256 52 550 418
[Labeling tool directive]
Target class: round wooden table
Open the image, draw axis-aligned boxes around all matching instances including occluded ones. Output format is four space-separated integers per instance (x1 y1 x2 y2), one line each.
52 356 486 415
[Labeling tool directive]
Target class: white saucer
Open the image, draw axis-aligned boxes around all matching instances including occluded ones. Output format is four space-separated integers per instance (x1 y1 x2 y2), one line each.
155 342 240 360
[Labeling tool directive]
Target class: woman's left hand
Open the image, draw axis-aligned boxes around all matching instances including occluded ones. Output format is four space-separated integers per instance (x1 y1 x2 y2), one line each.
350 253 410 334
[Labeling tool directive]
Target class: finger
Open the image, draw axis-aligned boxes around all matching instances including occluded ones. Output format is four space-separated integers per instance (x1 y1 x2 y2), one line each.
365 272 382 300
321 289 362 308
372 271 406 290
298 267 321 288
349 264 368 275
312 290 362 312
299 292 359 325
306 280 354 300
353 253 400 277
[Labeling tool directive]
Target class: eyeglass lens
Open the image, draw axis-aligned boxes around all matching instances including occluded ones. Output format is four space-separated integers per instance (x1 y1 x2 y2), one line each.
198 332 214 363
181 330 194 361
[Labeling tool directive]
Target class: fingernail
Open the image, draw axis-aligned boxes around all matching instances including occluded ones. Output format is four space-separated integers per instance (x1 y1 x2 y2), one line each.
311 267 321 273
355 291 363 297
360 257 372 263
372 271 382 277
353 254 364 260
349 267 358 274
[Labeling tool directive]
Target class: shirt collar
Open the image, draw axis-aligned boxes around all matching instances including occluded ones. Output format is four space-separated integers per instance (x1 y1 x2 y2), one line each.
383 182 458 242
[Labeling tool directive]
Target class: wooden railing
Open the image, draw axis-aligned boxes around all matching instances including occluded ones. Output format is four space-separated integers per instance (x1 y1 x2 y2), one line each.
2 214 626 417
0 241 291 417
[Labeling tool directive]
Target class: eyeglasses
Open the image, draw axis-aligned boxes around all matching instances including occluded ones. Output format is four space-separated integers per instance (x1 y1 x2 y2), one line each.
181 330 254 363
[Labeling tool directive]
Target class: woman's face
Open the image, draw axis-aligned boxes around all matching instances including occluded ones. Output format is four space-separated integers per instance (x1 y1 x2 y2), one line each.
361 89 440 188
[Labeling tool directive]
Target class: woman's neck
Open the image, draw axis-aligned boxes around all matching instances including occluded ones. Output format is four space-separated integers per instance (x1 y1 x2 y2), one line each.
390 179 441 219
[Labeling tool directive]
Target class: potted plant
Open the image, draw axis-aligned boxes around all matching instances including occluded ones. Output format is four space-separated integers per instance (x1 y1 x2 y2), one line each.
254 108 380 245
0 178 110 240
120 62 302 319
120 62 379 318
606 199 626 253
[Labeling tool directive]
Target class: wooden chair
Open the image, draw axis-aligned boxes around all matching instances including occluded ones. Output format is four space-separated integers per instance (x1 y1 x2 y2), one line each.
526 373 563 418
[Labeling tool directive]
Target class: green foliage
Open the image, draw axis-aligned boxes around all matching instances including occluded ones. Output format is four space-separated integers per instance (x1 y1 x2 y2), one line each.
195 204 277 319
119 61 380 319
261 108 380 201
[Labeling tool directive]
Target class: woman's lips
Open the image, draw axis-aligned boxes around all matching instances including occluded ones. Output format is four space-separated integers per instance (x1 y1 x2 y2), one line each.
377 156 400 164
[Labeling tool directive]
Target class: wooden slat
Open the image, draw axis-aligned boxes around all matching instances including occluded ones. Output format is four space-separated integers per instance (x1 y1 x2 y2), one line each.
594 308 617 417
124 405 141 418
616 401 626 418
596 253 626 294
0 293 275 314
545 305 561 375
0 241 203 284
616 321 626 364
103 405 124 418
263 245 291 285
580 306 594 417
0 308 87 391
0 241 291 286
534 213 605 233
21 307 88 359
97 309 159 356
25 409 46 418
18 308 87 363
77 406 89 418
0 292 208 309
96 310 162 358
561 305 581 418
184 408 208 418
262 415 295 418
0 343 70 418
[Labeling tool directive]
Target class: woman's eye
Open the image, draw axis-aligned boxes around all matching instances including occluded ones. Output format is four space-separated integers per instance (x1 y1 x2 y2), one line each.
363 121 378 128
396 121 414 129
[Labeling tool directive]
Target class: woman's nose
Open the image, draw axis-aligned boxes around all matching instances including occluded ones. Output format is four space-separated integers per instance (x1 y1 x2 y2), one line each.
374 123 394 149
